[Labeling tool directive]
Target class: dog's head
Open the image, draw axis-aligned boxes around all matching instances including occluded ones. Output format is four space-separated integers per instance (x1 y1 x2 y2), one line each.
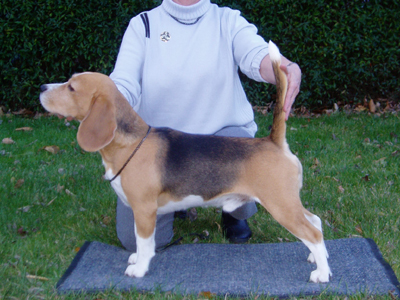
40 72 117 152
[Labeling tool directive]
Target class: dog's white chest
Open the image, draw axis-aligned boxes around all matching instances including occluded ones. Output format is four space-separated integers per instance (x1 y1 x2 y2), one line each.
104 168 129 207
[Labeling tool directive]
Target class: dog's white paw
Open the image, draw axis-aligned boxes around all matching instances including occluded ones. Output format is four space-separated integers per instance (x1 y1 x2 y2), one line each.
307 252 316 263
125 264 147 278
309 269 332 283
128 253 137 265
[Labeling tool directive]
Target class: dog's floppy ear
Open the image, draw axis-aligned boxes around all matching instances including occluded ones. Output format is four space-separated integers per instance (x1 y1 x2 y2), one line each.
77 94 117 152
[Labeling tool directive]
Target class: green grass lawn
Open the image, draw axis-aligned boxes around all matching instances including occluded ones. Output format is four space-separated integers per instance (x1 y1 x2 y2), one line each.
1 112 399 299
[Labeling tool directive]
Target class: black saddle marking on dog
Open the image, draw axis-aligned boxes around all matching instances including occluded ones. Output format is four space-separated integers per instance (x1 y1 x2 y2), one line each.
155 128 256 200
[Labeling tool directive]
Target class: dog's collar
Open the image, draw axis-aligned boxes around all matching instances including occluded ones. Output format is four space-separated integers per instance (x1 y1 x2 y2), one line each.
108 126 152 183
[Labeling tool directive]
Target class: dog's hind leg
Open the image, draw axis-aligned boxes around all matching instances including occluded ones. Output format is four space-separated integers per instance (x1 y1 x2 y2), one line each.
303 209 329 263
290 213 331 282
298 210 331 282
124 206 157 278
259 196 331 283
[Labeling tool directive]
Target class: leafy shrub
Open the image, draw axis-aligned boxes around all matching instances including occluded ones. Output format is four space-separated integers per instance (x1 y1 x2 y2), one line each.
1 0 159 110
1 0 399 111
223 0 400 107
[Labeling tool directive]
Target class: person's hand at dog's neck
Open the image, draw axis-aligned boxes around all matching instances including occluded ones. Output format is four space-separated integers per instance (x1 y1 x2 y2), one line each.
172 0 200 6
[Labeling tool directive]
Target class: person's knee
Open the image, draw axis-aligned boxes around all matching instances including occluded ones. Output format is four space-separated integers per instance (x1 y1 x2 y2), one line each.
153 213 175 250
228 202 258 220
116 198 137 251
116 197 174 252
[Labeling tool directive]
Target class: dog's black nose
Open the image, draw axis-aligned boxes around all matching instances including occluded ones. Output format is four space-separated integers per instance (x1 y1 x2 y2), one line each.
40 85 48 93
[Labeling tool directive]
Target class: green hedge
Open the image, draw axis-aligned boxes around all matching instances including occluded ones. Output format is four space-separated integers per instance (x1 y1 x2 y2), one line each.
1 0 399 111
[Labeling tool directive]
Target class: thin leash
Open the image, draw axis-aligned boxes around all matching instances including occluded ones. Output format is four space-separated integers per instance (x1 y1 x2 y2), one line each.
108 126 152 183
157 232 209 253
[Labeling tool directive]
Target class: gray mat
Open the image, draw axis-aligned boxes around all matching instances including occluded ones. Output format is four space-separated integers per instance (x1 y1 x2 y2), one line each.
57 238 399 298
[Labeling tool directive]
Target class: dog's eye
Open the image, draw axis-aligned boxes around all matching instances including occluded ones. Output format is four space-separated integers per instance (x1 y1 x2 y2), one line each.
68 84 75 92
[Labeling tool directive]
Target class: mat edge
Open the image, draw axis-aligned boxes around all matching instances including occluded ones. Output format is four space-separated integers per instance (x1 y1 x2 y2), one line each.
365 238 400 296
56 241 92 290
55 238 400 297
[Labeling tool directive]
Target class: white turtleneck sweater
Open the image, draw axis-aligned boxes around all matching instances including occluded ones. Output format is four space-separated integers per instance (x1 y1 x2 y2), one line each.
110 0 269 135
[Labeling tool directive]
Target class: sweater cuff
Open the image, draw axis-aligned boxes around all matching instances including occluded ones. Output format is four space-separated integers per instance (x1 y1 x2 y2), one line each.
250 47 269 83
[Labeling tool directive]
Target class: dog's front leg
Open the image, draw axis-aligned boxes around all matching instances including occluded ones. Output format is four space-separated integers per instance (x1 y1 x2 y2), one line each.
125 231 155 277
125 209 156 278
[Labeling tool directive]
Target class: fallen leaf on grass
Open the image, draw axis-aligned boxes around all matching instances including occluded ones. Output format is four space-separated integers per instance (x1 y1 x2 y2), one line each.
13 108 34 116
215 221 222 232
17 227 27 236
355 225 363 234
26 274 49 281
47 197 56 206
188 207 198 222
373 157 386 164
338 185 345 193
324 219 338 232
17 205 31 213
198 291 216 299
101 215 112 226
2 138 15 144
354 105 367 112
361 174 370 182
333 103 339 112
323 109 333 115
15 127 33 131
384 103 395 112
65 189 75 197
56 184 65 193
43 145 60 154
14 179 25 189
325 176 339 182
311 158 320 169
253 104 273 115
75 247 81 252
369 99 376 113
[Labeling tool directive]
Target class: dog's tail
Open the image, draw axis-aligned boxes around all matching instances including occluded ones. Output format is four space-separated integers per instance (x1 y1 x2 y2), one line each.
268 40 288 148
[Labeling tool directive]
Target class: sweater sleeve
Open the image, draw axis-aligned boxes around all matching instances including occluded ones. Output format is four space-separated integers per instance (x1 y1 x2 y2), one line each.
229 10 269 83
109 16 146 108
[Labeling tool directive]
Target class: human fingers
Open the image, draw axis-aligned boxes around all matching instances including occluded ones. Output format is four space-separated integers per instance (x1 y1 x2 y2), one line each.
280 64 301 120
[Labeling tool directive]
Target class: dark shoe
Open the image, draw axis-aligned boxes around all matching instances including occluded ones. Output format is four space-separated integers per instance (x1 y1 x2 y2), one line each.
221 212 252 243
174 210 187 220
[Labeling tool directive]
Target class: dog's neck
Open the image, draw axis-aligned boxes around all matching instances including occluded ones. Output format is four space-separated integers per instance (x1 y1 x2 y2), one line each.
100 91 149 162
116 94 148 137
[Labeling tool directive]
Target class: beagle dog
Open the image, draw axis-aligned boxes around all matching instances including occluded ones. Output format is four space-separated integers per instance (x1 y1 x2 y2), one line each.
39 41 331 283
